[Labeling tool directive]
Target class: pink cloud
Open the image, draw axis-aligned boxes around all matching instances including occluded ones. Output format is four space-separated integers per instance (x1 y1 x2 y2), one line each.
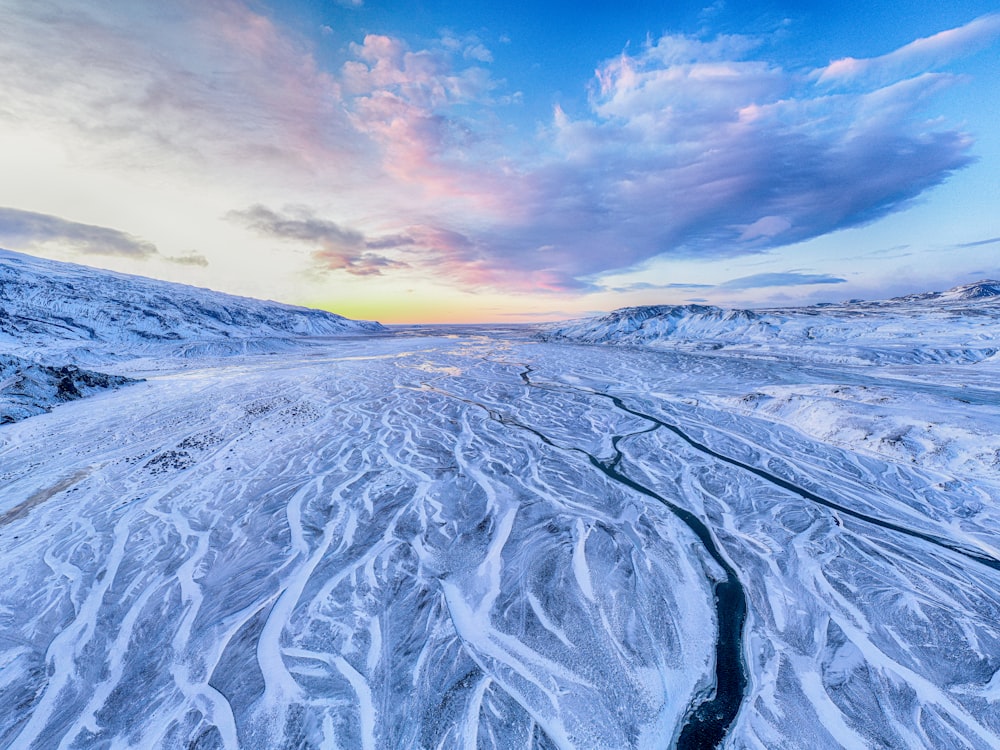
4 2 991 298
1 0 358 179
341 36 517 215
345 24 980 294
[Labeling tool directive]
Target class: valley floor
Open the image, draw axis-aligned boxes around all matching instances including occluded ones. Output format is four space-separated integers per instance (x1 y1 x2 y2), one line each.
1 328 999 749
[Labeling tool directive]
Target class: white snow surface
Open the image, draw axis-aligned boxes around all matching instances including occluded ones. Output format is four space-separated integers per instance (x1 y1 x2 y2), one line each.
0 353 134 424
0 247 384 366
542 281 1000 366
2 263 1000 749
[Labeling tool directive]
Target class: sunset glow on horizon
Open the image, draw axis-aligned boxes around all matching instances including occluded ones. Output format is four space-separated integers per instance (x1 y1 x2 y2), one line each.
1 1 998 323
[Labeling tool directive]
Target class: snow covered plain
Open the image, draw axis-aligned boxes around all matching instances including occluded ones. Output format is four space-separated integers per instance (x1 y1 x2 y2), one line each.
2 261 1000 749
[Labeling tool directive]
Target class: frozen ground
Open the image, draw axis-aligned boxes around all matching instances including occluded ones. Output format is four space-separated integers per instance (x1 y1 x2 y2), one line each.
2 322 1000 748
2 254 999 749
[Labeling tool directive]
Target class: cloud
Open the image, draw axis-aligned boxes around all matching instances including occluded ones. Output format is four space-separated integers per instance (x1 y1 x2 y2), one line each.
464 44 494 63
364 234 415 250
0 207 157 257
608 274 844 293
2 3 992 297
738 216 792 241
338 31 514 207
401 24 979 290
228 205 407 276
815 13 1000 88
165 252 209 267
550 36 970 262
342 34 496 105
609 281 715 293
0 1 357 179
719 272 847 289
956 236 1000 248
230 204 365 247
325 22 984 293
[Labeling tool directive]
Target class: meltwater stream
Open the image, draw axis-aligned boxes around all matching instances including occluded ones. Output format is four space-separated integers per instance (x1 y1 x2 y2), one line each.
511 367 750 749
5 327 1000 749
515 357 1000 746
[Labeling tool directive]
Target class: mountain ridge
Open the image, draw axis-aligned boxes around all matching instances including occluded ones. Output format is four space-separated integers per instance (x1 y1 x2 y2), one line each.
0 248 386 422
0 248 384 359
543 279 1000 365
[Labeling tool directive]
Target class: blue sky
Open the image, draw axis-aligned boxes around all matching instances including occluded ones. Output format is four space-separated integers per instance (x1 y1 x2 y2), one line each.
0 0 998 322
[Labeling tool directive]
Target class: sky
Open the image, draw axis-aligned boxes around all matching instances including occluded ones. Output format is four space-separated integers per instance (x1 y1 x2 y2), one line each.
1 0 998 323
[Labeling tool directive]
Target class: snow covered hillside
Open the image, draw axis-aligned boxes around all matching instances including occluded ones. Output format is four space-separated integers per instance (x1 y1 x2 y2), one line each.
545 283 1000 485
0 248 385 365
2 266 1000 748
0 354 136 424
0 248 384 422
543 281 1000 366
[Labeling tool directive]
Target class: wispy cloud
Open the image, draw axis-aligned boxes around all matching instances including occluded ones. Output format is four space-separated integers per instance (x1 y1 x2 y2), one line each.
608 273 845 294
609 281 715 293
0 1 357 179
814 13 1000 87
340 31 509 207
227 205 408 276
956 236 1000 248
0 207 157 257
165 252 209 267
719 272 847 289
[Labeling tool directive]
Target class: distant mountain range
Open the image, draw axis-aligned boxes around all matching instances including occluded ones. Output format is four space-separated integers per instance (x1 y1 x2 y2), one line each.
0 248 385 423
543 280 1000 365
3 246 998 423
0 248 384 360
896 280 1000 302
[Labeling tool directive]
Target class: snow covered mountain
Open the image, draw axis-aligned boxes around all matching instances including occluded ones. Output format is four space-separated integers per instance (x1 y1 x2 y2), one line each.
0 248 385 363
543 281 1000 365
0 248 385 422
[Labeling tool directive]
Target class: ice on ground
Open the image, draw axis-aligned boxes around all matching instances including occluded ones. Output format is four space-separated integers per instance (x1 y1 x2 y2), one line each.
2 257 1000 748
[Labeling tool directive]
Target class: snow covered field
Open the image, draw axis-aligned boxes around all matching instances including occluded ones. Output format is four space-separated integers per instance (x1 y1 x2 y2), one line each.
2 256 1000 748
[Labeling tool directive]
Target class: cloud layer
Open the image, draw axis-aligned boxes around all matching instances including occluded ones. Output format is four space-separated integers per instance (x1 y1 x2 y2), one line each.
332 17 994 291
2 3 997 297
0 208 157 258
228 205 408 276
718 272 847 290
1 0 357 180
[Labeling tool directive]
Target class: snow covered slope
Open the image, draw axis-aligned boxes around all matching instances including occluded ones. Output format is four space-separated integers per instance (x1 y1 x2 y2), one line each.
0 354 135 424
0 248 385 364
2 332 999 749
544 281 1000 500
544 282 1000 365
3 255 1000 747
0 248 385 421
